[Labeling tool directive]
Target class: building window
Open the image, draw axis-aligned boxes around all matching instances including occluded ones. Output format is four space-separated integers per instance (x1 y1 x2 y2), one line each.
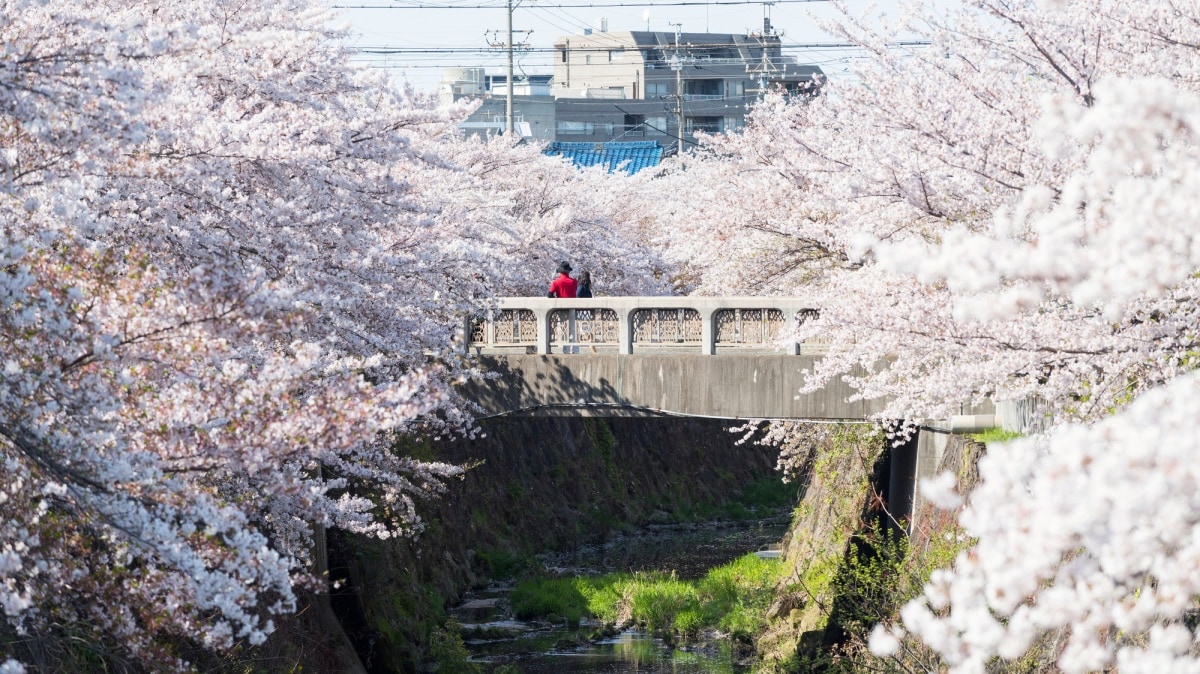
622 114 645 137
557 121 595 135
645 82 670 98
645 117 668 134
560 49 568 63
783 80 821 97
729 81 745 97
725 116 744 131
585 55 592 65
686 116 722 133
683 79 722 98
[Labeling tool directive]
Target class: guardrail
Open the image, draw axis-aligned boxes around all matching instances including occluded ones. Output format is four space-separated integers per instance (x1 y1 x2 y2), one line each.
465 297 823 355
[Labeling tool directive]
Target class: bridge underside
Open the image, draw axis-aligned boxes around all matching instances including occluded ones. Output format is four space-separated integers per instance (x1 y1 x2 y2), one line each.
461 354 890 419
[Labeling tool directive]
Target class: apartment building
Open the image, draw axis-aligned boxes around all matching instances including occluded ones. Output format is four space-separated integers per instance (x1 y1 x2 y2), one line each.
449 27 823 151
551 28 823 146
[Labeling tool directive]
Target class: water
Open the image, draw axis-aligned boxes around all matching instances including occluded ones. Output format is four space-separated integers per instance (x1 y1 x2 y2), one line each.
453 515 788 673
511 629 748 673
535 517 788 580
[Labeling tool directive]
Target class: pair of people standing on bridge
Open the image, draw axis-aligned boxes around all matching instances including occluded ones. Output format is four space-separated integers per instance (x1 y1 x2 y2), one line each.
547 261 592 298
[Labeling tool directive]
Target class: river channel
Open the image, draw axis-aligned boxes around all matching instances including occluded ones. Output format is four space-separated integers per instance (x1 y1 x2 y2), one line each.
451 514 791 673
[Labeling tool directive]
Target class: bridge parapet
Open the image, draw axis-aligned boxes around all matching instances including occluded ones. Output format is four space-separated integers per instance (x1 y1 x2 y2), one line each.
466 297 823 355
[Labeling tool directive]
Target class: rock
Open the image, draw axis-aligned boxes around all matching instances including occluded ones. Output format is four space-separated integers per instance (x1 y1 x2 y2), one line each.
458 598 500 610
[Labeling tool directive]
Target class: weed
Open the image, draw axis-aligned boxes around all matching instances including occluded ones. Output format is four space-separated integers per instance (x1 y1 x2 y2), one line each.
510 553 783 641
510 578 587 626
971 428 1023 444
429 620 480 674
474 548 528 581
628 574 698 632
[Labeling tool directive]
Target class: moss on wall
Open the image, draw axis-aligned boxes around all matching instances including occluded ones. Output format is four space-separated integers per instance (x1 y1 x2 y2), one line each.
755 424 887 672
756 433 989 674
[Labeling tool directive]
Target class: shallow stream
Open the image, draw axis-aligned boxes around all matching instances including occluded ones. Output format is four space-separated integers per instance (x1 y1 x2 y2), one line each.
451 515 790 673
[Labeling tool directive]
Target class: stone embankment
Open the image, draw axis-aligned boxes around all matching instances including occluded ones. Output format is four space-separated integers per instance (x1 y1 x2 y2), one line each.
756 429 985 672
242 416 987 674
311 416 782 672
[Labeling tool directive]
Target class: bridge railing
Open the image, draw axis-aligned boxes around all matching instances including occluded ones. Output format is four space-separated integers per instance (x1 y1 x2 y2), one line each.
465 297 824 355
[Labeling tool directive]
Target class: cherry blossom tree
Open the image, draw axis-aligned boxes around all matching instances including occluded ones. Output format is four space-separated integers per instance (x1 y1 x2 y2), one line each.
651 0 1200 424
654 0 1200 670
0 0 661 669
0 1 469 666
418 134 672 298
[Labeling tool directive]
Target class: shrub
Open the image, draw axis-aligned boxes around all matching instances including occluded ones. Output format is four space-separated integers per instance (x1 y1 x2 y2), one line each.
510 578 587 625
429 621 480 674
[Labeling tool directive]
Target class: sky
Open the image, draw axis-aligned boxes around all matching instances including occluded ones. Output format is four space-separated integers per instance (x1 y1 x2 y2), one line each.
332 0 946 93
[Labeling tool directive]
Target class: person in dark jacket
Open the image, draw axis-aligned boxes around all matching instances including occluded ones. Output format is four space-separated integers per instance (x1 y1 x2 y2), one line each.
547 261 578 298
575 271 593 298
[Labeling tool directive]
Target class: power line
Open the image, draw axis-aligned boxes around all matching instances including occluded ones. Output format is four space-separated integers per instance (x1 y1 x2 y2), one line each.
336 0 829 8
349 38 928 91
352 40 929 54
526 4 589 34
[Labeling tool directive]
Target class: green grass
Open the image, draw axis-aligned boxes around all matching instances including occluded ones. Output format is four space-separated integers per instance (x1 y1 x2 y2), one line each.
628 574 699 632
679 475 795 522
970 428 1023 444
737 475 795 510
474 548 528 580
511 552 783 638
511 577 588 625
576 575 627 623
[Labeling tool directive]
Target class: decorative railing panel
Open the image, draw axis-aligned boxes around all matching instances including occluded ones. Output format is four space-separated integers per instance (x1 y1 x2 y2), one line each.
551 309 620 345
715 308 786 345
632 308 702 344
794 308 830 349
492 309 538 344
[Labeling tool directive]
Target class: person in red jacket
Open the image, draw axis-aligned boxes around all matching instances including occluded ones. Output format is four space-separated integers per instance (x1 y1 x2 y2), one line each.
547 261 578 298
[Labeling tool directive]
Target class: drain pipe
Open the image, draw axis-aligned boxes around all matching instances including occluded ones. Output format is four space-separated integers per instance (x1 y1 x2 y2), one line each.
922 414 998 434
946 414 998 434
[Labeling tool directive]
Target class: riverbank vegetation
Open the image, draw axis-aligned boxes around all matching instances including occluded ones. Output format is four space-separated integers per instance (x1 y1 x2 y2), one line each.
511 552 783 642
328 418 786 671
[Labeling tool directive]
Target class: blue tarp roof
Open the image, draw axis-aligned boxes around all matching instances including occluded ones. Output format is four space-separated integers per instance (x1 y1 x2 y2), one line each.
544 141 663 175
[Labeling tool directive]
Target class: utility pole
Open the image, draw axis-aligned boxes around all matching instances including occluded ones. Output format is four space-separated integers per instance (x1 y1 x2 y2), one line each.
747 2 780 97
486 3 531 138
506 0 514 136
669 22 684 156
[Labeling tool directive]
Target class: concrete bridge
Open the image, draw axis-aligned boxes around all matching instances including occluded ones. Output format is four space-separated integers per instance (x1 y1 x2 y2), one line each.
459 296 1034 529
461 296 863 419
460 297 1009 428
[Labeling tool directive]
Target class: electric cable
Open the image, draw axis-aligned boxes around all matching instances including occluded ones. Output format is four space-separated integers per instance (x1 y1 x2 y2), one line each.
337 0 830 8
